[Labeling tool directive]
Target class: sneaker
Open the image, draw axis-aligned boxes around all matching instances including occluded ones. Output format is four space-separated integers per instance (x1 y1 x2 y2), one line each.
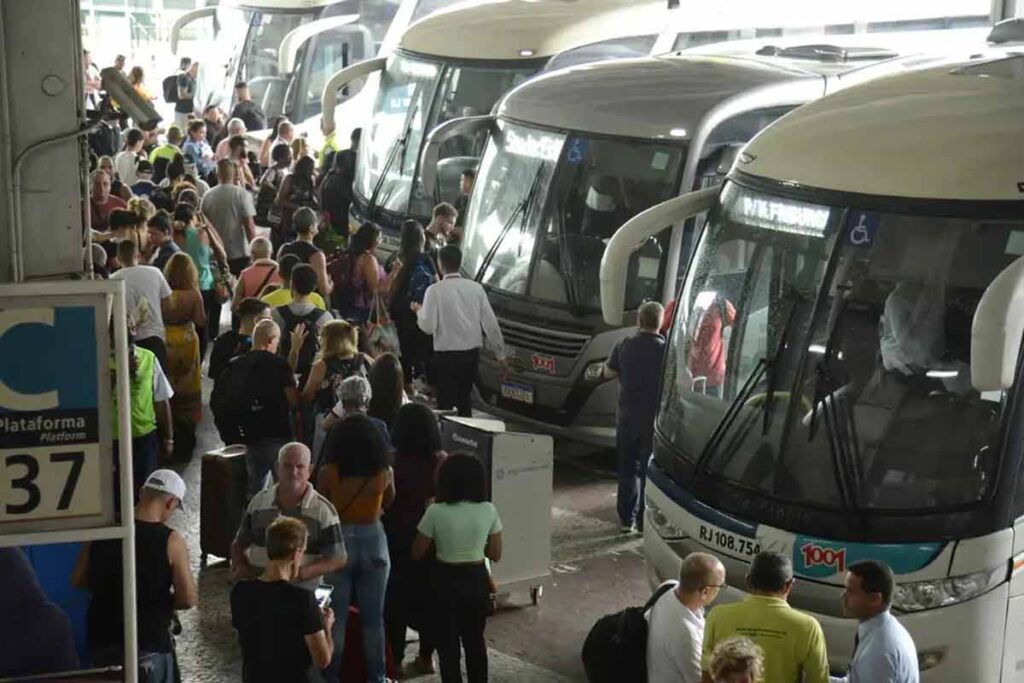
620 524 638 534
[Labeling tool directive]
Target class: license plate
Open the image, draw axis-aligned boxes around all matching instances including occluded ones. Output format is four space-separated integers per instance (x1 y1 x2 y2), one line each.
500 382 534 405
698 524 761 559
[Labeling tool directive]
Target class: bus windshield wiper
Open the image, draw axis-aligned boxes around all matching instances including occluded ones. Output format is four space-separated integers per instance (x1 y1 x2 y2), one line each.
696 291 802 472
368 101 419 218
553 197 580 314
475 162 545 281
760 291 803 435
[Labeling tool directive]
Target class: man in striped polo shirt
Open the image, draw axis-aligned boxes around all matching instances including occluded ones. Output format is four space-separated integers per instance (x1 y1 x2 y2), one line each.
231 442 346 589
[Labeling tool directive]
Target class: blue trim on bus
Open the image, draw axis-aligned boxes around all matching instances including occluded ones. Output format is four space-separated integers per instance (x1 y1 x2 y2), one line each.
648 460 758 538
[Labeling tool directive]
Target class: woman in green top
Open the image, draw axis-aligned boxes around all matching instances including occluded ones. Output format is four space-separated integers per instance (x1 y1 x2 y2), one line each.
171 202 225 356
412 453 502 683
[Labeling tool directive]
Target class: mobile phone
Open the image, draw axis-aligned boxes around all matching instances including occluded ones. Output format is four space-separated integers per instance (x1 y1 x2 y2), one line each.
315 585 334 609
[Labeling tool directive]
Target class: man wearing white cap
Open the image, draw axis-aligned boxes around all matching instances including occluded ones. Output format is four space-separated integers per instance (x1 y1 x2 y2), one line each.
74 469 197 683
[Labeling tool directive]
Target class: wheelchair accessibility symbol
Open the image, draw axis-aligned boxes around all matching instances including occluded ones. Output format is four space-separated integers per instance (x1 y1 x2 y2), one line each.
847 212 879 247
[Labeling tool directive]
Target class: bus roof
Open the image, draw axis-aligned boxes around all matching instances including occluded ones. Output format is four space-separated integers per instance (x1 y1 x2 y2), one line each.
493 26 982 142
737 55 1024 202
399 0 668 61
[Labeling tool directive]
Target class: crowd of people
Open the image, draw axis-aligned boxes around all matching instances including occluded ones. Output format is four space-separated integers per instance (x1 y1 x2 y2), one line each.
73 51 511 683
644 551 919 683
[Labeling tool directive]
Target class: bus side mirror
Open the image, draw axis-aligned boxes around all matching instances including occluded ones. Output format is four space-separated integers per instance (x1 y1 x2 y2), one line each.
420 115 494 198
971 255 1024 391
170 7 216 56
600 188 717 326
321 57 387 136
278 15 362 75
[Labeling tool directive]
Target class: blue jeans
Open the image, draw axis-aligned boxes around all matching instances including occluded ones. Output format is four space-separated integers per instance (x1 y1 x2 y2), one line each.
616 427 652 529
326 520 390 682
244 438 286 498
140 650 176 683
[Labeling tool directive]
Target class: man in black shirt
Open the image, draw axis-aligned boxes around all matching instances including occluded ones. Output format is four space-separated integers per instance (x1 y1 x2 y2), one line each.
74 469 197 682
209 297 271 379
233 318 300 495
230 81 267 134
147 211 181 271
604 301 666 533
231 516 334 682
175 61 199 129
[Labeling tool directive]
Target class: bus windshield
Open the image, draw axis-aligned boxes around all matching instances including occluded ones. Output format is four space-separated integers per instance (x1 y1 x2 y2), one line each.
232 8 312 116
355 52 537 217
463 122 685 313
658 180 1019 513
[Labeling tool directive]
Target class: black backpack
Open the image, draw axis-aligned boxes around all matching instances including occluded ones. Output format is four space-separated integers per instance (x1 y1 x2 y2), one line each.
210 353 258 444
162 74 179 103
276 305 323 384
581 581 678 683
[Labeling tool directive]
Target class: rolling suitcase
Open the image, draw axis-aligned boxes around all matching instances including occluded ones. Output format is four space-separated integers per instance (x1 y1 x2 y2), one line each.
200 445 248 566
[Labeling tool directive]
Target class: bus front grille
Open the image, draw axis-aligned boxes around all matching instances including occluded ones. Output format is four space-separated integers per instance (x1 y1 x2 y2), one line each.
497 316 591 359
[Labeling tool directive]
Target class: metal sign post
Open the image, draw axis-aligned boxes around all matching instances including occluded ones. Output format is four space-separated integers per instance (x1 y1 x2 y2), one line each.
0 280 137 683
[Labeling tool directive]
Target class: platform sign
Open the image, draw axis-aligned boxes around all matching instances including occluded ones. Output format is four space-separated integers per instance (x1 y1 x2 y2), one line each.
0 286 115 534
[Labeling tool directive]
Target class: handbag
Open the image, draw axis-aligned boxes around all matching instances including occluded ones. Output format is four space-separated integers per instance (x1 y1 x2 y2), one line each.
367 293 401 357
212 257 235 305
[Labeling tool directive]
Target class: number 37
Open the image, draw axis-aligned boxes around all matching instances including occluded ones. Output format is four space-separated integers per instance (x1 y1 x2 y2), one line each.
5 452 85 515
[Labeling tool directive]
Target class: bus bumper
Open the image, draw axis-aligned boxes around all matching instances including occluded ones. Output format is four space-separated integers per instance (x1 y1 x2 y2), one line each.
643 477 1010 682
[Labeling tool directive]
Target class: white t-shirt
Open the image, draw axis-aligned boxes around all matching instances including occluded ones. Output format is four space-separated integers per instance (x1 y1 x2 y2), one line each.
646 583 704 683
111 265 171 341
114 151 139 186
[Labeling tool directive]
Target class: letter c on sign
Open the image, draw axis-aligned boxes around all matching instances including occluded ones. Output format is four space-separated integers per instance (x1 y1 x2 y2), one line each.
0 308 60 411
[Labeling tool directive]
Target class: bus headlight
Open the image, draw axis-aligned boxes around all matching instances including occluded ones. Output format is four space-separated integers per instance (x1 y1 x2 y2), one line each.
584 360 607 382
645 497 685 538
892 566 1005 613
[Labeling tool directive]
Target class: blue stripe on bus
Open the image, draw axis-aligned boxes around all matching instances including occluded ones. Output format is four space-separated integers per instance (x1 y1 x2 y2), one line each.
648 461 758 538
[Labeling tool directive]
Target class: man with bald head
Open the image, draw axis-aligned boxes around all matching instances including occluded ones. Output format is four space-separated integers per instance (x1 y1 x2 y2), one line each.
232 442 346 590
217 319 300 495
647 551 726 683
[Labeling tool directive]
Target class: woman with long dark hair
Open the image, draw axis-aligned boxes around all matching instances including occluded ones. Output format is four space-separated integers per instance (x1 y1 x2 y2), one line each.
334 222 386 323
383 403 445 676
412 453 502 683
273 155 318 253
368 352 405 429
388 220 437 388
317 413 394 682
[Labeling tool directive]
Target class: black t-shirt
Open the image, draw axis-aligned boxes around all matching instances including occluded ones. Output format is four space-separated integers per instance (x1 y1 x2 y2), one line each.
279 240 321 265
208 330 252 380
231 100 267 135
87 521 174 654
175 73 195 114
241 350 296 443
231 580 323 683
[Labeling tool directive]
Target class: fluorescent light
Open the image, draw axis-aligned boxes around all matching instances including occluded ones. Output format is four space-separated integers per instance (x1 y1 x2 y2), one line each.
669 128 687 137
926 370 960 379
809 344 826 354
518 49 536 57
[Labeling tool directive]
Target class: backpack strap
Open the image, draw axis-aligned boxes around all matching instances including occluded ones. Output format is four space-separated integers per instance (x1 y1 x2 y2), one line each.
643 580 679 614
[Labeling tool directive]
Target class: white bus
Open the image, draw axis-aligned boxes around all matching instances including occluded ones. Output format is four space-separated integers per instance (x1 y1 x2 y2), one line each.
335 0 993 246
424 26 994 447
169 0 458 132
600 49 1024 680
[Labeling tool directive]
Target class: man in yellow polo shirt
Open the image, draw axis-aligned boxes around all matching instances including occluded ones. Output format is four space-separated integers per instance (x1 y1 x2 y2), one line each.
702 551 829 683
262 253 327 310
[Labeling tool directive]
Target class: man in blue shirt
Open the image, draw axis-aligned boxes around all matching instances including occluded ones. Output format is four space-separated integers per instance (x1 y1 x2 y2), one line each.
831 560 919 683
605 301 666 533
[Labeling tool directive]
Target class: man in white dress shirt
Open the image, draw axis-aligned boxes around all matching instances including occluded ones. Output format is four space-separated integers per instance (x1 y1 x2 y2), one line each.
646 552 726 683
414 245 506 416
